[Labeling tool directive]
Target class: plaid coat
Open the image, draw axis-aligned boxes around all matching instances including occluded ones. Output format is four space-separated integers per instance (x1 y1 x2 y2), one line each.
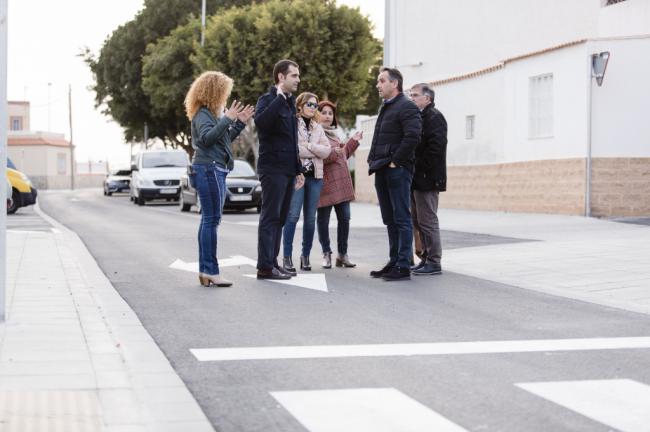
318 132 360 208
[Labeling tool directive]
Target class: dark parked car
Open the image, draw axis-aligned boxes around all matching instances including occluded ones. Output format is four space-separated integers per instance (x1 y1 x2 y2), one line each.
180 159 262 213
103 168 132 196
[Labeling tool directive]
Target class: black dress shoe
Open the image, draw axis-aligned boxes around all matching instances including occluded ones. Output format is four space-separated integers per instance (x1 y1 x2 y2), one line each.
275 265 294 278
382 266 411 281
410 259 426 271
257 268 291 280
370 263 394 278
413 262 442 276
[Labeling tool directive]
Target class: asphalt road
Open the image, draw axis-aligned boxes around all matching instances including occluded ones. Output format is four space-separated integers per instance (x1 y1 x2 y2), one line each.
38 189 650 432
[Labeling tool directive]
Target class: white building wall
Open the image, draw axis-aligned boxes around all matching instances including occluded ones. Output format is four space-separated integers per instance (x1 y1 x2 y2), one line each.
503 44 590 163
599 0 650 37
435 72 505 166
7 146 47 175
589 37 650 157
386 0 602 85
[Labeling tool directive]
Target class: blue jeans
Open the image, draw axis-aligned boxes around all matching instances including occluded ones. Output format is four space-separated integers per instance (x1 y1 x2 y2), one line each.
194 163 228 275
374 166 413 268
317 201 351 255
283 176 323 257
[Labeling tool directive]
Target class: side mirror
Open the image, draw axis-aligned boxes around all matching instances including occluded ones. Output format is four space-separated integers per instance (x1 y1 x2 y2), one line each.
131 164 138 172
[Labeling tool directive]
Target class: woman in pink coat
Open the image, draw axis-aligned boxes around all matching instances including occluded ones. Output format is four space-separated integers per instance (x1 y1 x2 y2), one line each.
317 100 362 269
282 92 333 273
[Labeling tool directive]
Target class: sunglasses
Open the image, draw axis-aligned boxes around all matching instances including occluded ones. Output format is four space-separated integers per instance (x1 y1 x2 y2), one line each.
304 102 318 109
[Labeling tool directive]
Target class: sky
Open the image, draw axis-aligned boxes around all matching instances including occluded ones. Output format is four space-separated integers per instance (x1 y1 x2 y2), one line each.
7 0 384 167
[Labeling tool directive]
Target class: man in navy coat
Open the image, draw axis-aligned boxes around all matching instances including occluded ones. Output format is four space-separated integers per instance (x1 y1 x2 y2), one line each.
255 59 305 279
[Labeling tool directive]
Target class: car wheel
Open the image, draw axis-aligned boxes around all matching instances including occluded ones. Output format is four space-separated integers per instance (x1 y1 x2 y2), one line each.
107 191 113 196
7 189 20 214
103 188 107 196
137 195 145 206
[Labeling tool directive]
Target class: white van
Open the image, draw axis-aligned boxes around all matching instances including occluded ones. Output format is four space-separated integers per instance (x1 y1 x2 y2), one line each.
130 150 189 206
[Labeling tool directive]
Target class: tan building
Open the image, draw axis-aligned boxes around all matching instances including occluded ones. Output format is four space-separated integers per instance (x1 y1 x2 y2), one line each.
7 101 74 190
8 100 30 132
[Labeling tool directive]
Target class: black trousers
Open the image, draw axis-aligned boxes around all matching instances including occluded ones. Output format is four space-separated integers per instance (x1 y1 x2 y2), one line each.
257 173 296 270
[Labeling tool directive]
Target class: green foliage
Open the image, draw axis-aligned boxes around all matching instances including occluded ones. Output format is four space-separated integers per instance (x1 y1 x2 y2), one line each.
193 0 381 122
87 0 382 150
85 0 252 144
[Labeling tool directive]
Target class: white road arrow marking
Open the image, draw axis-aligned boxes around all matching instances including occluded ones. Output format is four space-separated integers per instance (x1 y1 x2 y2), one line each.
271 388 467 432
517 379 650 432
243 273 328 292
169 255 257 273
169 259 199 273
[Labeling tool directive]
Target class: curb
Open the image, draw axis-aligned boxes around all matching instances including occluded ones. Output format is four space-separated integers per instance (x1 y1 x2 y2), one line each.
34 203 215 431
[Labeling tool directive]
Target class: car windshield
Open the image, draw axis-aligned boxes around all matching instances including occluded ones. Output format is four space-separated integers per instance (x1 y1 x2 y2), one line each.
7 158 16 169
230 160 256 178
142 152 187 168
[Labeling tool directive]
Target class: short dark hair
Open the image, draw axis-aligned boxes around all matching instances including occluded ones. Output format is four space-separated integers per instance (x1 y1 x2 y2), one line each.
273 59 299 84
380 67 403 92
412 83 435 105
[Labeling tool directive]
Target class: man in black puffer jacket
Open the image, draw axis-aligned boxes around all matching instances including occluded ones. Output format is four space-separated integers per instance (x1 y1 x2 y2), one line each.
368 67 422 281
408 83 447 276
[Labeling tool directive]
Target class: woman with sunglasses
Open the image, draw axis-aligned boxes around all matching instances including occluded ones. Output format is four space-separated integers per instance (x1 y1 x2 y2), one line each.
316 100 362 268
282 92 333 273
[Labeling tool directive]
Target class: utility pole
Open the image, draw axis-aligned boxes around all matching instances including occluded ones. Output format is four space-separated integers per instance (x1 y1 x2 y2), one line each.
47 82 52 131
144 122 149 149
68 84 75 190
1 0 8 322
201 0 206 47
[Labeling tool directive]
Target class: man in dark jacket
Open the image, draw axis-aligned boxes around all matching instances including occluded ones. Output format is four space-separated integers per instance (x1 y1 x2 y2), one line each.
368 67 422 281
255 59 304 280
408 83 447 275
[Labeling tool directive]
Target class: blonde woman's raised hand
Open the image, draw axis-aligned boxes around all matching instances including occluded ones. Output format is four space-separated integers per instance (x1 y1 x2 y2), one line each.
237 105 255 123
225 100 244 120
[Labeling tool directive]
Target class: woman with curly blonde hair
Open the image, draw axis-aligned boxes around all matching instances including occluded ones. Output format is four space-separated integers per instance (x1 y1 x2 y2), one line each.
185 71 254 287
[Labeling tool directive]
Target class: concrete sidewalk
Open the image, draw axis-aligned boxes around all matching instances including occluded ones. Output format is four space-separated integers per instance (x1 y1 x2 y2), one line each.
1 205 213 432
352 202 650 315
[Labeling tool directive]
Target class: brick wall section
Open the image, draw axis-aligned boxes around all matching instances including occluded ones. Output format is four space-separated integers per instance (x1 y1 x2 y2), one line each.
591 158 650 217
442 159 587 215
353 154 650 217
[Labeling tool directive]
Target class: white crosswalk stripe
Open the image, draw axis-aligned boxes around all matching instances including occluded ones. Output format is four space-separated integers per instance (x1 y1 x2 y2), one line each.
516 379 650 432
271 388 467 432
190 336 650 362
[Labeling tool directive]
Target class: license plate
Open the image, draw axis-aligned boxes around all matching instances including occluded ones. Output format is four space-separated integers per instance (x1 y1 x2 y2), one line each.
161 188 177 194
230 195 252 202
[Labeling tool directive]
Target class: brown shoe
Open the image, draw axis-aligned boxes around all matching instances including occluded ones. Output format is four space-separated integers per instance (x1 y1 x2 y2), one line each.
336 254 356 268
257 268 291 280
199 273 233 287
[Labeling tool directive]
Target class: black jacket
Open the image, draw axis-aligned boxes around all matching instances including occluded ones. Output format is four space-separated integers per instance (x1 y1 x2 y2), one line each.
367 93 422 174
254 86 302 176
413 103 447 191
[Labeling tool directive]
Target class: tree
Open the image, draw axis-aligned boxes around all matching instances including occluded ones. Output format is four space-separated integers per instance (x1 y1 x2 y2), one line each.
84 0 257 145
142 18 202 154
193 0 381 122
